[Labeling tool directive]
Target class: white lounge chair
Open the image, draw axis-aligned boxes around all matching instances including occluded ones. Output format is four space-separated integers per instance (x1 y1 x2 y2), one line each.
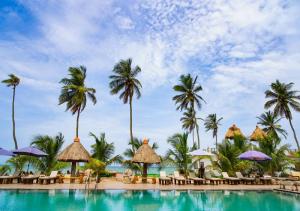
159 171 171 185
38 171 58 184
222 172 240 184
235 172 255 184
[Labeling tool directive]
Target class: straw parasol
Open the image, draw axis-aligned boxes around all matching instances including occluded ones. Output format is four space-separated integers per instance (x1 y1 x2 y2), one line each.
132 139 161 183
250 126 267 141
225 124 244 139
57 137 90 177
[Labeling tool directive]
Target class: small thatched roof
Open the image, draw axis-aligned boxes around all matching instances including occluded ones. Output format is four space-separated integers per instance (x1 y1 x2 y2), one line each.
225 124 244 139
250 126 267 141
57 137 90 162
132 139 161 164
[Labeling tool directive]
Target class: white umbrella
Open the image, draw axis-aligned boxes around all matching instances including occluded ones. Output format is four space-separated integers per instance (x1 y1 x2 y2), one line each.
189 149 213 156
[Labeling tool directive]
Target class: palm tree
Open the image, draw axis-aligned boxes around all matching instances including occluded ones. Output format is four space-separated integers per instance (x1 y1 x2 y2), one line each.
257 111 287 140
59 66 97 138
164 133 192 177
173 74 205 148
204 113 223 148
2 74 20 149
90 132 122 168
31 133 67 174
180 107 197 145
109 58 142 151
264 80 300 150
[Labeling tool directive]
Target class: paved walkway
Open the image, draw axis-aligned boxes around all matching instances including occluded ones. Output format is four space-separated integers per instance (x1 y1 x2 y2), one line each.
0 178 279 191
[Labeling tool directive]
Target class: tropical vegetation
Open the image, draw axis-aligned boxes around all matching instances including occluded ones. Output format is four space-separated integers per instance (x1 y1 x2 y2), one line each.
204 113 223 148
109 58 142 152
2 74 20 149
59 66 97 138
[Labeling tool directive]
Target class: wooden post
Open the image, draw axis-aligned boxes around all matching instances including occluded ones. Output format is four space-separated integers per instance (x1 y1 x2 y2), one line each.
142 163 148 183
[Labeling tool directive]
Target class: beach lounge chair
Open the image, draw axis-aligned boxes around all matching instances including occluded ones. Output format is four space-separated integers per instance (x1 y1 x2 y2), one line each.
293 181 300 191
0 171 21 184
21 172 40 184
204 172 223 185
188 172 206 185
38 171 58 184
170 171 186 185
259 175 272 185
159 171 171 185
235 172 255 184
123 169 134 184
222 172 240 185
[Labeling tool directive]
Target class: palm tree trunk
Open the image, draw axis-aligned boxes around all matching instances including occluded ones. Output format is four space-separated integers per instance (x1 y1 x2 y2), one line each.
192 129 195 146
129 96 134 152
196 123 200 149
76 108 80 138
288 118 300 150
12 86 18 149
215 132 218 152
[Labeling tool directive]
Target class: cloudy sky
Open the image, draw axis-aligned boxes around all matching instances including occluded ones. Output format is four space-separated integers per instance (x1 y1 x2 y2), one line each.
0 0 300 157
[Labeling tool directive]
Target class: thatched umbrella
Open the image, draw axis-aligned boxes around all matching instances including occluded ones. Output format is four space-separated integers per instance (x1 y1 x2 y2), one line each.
132 139 161 183
250 126 267 141
57 137 90 177
225 124 244 139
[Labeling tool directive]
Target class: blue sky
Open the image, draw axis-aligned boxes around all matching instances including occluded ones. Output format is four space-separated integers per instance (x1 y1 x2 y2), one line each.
1 0 300 158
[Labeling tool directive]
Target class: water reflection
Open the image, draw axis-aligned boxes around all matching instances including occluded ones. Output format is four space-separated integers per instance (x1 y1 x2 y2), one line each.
0 190 299 211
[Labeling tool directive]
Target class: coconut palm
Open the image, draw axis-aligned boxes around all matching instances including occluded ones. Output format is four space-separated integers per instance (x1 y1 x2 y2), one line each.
180 107 197 144
173 74 205 148
109 58 142 151
90 132 122 168
264 80 300 150
2 74 20 149
257 111 287 140
59 66 97 138
204 113 223 148
164 133 192 177
31 133 67 174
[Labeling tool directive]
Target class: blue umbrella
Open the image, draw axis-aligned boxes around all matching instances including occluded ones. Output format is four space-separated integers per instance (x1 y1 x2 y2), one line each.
0 148 15 156
238 150 271 161
12 146 47 157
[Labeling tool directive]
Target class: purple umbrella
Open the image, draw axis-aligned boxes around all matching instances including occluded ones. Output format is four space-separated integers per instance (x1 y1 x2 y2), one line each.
0 148 15 156
238 150 271 161
12 147 47 157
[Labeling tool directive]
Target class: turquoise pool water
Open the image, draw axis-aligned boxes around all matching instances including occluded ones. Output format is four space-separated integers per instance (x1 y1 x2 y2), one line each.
0 190 299 211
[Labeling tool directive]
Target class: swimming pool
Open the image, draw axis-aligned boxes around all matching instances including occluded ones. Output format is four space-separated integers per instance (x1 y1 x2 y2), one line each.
0 190 299 211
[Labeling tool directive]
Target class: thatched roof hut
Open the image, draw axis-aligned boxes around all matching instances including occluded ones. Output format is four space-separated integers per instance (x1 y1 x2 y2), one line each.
250 126 267 141
57 137 90 177
225 124 244 139
132 139 160 183
58 137 90 162
132 139 161 164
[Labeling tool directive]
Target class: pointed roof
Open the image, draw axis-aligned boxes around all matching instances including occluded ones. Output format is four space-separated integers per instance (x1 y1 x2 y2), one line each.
250 126 267 141
225 124 244 139
132 139 161 164
57 137 90 162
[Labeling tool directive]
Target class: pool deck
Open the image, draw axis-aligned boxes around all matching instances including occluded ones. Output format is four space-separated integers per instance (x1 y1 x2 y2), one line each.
0 178 280 191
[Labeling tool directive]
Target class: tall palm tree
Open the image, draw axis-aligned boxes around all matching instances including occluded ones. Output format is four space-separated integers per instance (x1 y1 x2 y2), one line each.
31 133 66 174
59 66 97 138
180 107 197 145
2 74 20 149
257 111 287 140
264 80 300 150
173 74 205 148
90 132 122 167
109 58 142 151
204 114 223 148
165 133 192 177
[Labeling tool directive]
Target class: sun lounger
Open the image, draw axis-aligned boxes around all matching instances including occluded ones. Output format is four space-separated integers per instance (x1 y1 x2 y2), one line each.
38 171 58 184
188 172 206 185
222 172 240 185
171 171 187 185
204 172 224 185
259 175 272 185
123 169 134 184
21 172 40 184
159 171 171 185
235 172 255 184
0 171 21 184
